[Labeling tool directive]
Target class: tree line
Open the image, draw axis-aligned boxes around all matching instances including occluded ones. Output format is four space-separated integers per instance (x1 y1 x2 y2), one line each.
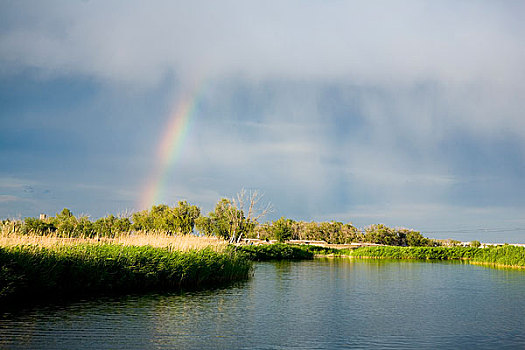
3 194 437 247
11 202 200 238
253 220 435 246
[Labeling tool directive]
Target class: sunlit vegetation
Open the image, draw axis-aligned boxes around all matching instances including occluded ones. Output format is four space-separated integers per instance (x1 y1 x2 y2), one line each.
253 220 362 244
2 197 438 246
196 190 272 243
0 244 252 307
13 202 200 238
132 202 200 235
2 194 522 310
234 244 525 268
252 221 437 246
0 230 228 252
470 245 525 267
349 246 481 260
348 246 525 268
236 243 314 261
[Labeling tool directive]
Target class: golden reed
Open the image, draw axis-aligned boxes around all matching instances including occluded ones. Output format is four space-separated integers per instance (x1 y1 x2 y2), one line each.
1 223 227 252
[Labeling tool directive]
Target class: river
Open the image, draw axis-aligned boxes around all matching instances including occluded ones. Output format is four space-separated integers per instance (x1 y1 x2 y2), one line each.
1 258 524 349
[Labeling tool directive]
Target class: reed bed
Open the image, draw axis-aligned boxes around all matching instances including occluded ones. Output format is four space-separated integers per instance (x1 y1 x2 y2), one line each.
348 246 525 268
0 230 228 252
0 227 245 308
0 243 252 308
471 245 525 268
108 232 228 252
349 246 481 260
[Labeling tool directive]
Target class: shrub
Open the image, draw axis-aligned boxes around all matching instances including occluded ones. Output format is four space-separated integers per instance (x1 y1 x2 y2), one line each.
236 244 314 261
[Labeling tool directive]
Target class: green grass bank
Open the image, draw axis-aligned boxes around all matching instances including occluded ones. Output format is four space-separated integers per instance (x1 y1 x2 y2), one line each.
2 243 522 310
236 243 314 261
347 245 525 268
233 244 525 269
0 244 252 308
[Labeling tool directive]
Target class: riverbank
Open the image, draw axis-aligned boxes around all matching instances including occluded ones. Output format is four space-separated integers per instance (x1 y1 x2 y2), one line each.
342 245 525 268
2 239 523 310
0 235 319 309
235 243 525 268
0 244 252 309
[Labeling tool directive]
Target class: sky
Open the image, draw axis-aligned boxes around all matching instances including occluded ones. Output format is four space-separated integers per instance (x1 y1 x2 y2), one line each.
1 1 524 243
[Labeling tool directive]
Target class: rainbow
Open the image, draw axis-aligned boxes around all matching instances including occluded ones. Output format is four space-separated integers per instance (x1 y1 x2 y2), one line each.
138 84 203 210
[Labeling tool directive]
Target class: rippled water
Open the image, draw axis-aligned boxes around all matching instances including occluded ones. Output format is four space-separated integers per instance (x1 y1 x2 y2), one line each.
1 259 524 349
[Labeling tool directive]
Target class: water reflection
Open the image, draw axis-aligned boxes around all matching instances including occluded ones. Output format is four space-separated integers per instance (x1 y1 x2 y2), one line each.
1 259 524 349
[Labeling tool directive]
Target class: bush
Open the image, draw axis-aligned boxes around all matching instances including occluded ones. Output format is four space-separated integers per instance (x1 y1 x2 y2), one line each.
236 244 314 261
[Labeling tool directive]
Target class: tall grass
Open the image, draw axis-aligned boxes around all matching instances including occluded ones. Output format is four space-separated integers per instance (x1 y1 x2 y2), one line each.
350 246 480 260
0 230 227 252
0 243 252 307
471 245 525 267
348 246 525 268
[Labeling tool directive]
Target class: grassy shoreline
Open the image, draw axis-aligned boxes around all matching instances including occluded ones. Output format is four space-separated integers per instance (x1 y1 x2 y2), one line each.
0 243 252 309
235 243 525 268
235 243 314 261
0 237 315 309
334 245 525 268
1 238 523 309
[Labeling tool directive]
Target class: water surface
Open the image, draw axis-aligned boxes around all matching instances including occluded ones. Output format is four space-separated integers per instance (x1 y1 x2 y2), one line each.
1 259 524 349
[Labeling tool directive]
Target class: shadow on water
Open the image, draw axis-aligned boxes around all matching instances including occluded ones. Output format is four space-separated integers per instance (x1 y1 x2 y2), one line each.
0 277 252 317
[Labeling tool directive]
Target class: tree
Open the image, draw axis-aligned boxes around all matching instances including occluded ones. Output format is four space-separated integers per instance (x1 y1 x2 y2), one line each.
272 217 292 243
94 214 131 237
172 200 201 235
195 216 214 236
364 224 399 245
195 198 233 238
196 190 272 242
225 189 272 243
132 209 154 231
52 208 78 237
131 202 201 234
402 229 432 247
23 217 56 235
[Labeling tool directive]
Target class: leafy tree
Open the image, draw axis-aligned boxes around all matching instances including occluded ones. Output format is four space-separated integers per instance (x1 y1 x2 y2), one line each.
197 198 238 239
172 201 201 235
131 202 200 234
56 208 74 220
132 209 154 231
195 216 214 236
364 224 399 245
76 216 95 237
272 217 293 243
23 217 56 235
403 229 432 247
94 214 130 237
151 204 175 232
196 191 271 242
51 208 79 237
